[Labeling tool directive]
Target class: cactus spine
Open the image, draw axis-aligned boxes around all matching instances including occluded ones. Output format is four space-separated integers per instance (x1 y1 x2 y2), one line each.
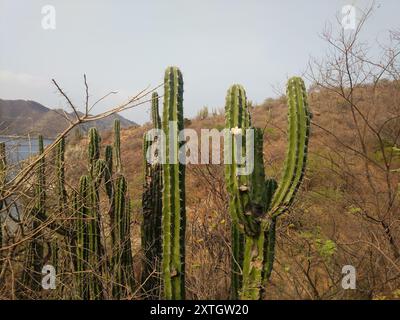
224 77 311 300
141 92 163 298
162 66 186 300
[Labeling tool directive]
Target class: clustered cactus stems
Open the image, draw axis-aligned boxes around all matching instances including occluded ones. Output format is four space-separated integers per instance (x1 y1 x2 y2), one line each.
72 123 135 299
161 66 186 300
141 92 163 298
73 128 104 299
8 67 310 301
21 135 46 293
110 120 135 298
224 77 311 300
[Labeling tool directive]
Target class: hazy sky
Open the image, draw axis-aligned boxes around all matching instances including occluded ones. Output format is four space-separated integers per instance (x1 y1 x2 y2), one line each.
0 0 399 124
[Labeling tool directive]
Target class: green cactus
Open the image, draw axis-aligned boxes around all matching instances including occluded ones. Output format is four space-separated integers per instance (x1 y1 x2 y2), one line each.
75 128 105 299
56 137 67 213
74 173 103 299
151 92 162 129
88 127 101 176
224 77 311 300
20 135 46 295
141 91 163 298
114 119 122 173
112 175 134 298
161 66 186 300
224 84 254 299
104 145 114 201
75 175 90 299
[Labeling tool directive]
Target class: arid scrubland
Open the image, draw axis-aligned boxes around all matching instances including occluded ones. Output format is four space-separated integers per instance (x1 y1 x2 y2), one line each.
1 8 399 300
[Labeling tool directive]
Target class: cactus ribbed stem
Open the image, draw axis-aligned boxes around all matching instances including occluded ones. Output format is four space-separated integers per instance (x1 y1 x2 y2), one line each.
142 92 163 298
225 85 258 299
151 92 161 129
88 127 100 177
56 137 67 213
83 128 104 299
114 119 122 173
162 66 186 300
240 128 266 300
269 77 311 217
112 175 134 298
76 175 90 299
104 145 114 201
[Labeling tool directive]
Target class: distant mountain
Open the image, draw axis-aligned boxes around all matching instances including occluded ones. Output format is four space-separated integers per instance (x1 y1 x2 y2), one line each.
0 99 138 138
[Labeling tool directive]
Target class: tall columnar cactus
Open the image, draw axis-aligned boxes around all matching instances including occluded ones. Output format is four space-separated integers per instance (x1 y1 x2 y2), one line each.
141 91 163 298
75 175 90 299
151 92 162 129
88 127 101 176
162 66 186 300
104 145 114 201
224 77 311 300
75 172 103 300
224 85 252 299
114 119 122 173
112 175 134 298
56 137 67 213
21 135 46 294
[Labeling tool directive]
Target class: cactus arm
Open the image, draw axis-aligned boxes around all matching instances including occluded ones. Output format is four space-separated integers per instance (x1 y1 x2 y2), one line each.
114 119 122 173
269 77 311 217
104 145 114 201
152 92 161 129
88 127 100 177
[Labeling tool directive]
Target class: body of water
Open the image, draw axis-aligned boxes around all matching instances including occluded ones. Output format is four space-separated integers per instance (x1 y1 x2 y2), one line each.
0 135 54 232
0 135 54 164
